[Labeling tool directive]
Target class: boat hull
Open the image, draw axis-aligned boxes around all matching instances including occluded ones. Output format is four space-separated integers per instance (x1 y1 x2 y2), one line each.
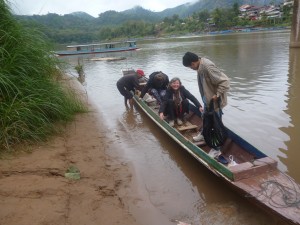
56 47 138 56
132 94 300 225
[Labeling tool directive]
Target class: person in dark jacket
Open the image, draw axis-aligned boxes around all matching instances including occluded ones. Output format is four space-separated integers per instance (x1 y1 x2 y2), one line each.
159 77 201 127
116 69 145 107
140 71 169 105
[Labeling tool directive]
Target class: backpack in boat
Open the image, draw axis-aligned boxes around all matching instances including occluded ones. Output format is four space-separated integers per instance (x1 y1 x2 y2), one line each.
202 99 228 148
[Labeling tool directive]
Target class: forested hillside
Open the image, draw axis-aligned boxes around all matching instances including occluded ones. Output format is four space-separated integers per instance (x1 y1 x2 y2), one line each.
15 0 288 44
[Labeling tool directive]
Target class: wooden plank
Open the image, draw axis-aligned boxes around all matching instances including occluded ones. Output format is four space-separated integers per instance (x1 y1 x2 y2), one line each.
230 157 277 181
90 57 126 61
177 121 198 131
194 141 206 147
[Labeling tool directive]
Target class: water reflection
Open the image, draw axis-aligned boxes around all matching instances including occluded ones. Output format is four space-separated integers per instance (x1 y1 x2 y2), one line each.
120 107 143 130
280 48 300 182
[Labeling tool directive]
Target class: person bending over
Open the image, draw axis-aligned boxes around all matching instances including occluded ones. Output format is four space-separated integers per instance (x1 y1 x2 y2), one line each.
140 71 169 105
116 69 145 107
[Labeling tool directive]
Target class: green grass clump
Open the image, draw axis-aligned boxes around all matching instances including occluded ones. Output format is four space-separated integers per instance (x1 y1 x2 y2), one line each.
0 1 86 150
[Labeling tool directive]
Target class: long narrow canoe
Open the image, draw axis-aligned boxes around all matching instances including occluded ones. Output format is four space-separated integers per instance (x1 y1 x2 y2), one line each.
123 69 300 224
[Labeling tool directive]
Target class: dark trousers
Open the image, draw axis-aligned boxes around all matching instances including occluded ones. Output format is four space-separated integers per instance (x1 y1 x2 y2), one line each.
164 99 189 120
116 82 133 99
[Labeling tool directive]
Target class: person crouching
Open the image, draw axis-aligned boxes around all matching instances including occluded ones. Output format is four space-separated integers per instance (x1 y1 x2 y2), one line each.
159 77 202 127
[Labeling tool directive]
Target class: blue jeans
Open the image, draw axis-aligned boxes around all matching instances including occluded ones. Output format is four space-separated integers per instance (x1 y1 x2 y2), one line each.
150 89 166 104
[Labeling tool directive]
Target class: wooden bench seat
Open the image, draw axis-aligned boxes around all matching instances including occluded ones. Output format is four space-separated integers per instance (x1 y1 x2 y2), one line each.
176 121 198 131
229 157 277 181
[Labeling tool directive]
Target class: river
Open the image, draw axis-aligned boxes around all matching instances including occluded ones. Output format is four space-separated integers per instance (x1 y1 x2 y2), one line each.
59 30 300 225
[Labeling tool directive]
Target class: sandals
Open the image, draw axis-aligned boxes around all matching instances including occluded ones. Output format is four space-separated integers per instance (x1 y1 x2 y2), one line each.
213 154 238 166
208 148 228 165
215 154 229 165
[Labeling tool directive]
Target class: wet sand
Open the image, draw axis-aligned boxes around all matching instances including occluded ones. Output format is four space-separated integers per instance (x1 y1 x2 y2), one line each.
0 76 139 225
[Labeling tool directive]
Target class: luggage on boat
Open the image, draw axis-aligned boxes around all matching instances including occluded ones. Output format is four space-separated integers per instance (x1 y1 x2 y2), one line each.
202 99 227 148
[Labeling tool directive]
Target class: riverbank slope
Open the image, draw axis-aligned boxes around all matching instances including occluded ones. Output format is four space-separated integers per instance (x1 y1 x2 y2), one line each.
0 76 138 225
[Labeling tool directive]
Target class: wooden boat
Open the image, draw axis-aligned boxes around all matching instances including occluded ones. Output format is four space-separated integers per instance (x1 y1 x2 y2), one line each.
122 69 300 225
89 57 126 62
55 41 138 56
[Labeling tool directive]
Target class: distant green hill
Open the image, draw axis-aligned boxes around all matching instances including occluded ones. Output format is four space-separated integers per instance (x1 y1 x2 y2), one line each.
69 11 94 20
16 0 283 26
15 0 285 44
95 0 283 24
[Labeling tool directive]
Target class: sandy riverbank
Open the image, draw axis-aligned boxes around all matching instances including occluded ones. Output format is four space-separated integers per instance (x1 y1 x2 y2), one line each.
0 76 139 225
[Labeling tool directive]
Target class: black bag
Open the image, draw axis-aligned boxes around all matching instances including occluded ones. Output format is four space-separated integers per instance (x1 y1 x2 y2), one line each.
202 99 228 148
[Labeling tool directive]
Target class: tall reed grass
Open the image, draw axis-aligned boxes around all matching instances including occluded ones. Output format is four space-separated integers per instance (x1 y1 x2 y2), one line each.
0 1 86 150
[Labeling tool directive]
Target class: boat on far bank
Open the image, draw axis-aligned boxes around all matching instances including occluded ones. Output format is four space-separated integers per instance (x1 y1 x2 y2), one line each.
55 40 138 56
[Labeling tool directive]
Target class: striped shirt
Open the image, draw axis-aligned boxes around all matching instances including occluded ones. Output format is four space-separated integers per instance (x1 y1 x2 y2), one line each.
197 57 230 109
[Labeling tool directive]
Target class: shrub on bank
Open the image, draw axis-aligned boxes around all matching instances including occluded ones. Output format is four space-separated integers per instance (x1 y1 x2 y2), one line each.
0 0 86 150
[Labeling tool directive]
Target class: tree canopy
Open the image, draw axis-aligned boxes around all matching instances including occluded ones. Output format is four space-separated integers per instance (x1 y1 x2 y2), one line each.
16 2 293 44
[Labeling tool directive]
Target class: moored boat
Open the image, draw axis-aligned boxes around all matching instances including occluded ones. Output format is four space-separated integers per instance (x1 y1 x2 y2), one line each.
89 57 126 61
56 40 138 56
123 69 300 225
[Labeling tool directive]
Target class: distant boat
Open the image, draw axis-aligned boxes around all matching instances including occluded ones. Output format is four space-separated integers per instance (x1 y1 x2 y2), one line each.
89 57 126 62
55 41 138 56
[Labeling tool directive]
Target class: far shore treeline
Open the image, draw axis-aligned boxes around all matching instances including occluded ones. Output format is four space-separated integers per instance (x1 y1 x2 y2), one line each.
0 0 86 151
15 1 293 44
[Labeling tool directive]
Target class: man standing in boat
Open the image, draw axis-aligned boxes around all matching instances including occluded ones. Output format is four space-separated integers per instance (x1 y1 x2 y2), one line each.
182 52 230 142
116 69 145 107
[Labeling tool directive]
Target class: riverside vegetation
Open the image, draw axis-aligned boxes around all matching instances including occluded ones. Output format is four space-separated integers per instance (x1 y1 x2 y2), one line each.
0 0 86 152
16 2 293 44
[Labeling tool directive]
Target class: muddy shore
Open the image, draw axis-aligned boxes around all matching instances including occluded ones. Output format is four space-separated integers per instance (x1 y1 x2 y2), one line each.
0 76 139 225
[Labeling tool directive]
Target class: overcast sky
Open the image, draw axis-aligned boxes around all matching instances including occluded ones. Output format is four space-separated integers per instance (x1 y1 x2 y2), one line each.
10 0 192 17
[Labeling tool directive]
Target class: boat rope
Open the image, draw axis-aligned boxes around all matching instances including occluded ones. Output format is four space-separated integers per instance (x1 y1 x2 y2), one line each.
246 172 300 209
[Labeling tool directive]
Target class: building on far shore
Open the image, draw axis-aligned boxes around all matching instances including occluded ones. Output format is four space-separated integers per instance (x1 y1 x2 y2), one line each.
239 0 293 21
